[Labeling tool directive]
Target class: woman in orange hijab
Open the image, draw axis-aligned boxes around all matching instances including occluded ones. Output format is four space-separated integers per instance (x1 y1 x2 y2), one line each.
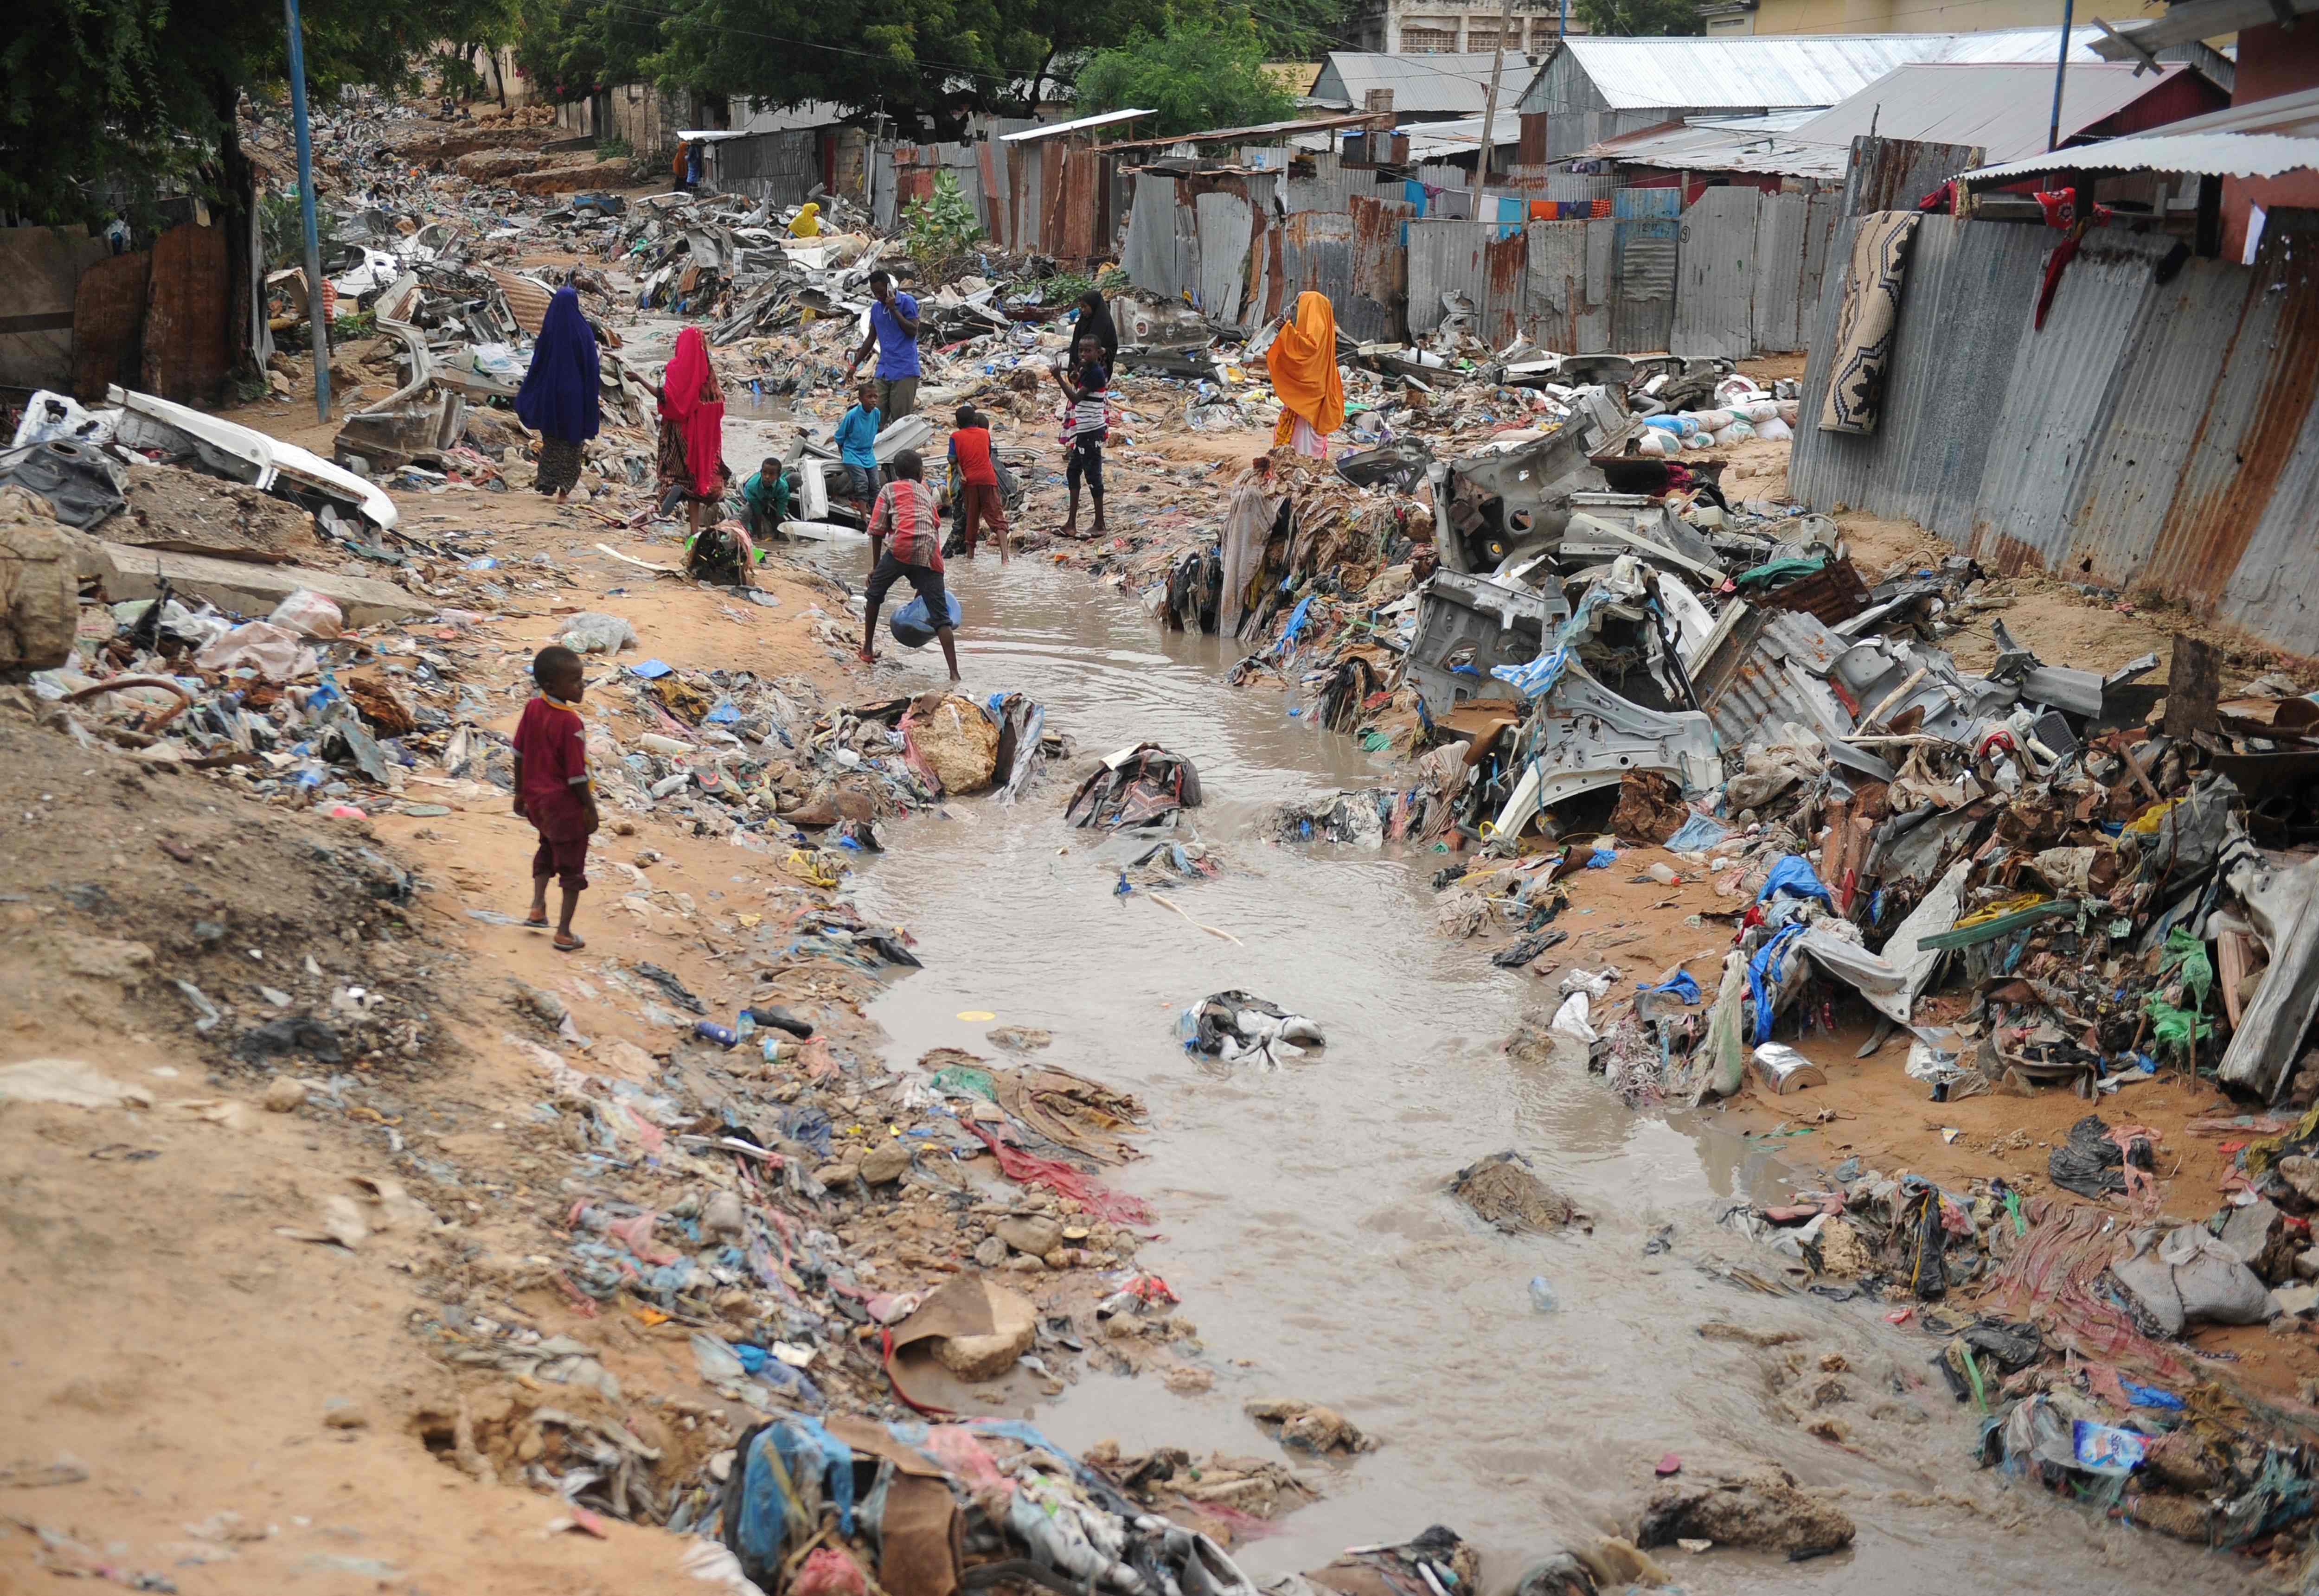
1265 290 1345 458
656 325 729 541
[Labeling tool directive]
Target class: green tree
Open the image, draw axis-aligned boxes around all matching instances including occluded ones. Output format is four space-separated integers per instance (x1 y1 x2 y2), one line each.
1074 6 1293 137
1 0 523 227
512 0 663 102
1571 0 1703 36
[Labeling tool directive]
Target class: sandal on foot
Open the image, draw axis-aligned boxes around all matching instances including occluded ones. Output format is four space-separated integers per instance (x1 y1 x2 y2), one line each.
522 914 551 928
553 932 586 951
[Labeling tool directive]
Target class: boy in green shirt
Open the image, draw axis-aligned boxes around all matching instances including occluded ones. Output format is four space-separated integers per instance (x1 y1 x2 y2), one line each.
740 455 790 541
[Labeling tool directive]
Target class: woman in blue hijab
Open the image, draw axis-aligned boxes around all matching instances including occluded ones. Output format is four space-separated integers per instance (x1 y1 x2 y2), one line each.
515 286 602 501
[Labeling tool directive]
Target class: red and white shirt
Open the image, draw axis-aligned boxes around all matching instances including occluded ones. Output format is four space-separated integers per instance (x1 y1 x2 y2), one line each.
869 479 944 569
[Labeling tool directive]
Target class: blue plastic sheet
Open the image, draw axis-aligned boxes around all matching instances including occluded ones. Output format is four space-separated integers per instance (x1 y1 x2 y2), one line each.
628 658 674 678
1587 847 1617 868
1665 813 1732 851
2120 1380 2184 1411
1747 922 1809 1043
1756 855 1835 906
1638 970 1702 1003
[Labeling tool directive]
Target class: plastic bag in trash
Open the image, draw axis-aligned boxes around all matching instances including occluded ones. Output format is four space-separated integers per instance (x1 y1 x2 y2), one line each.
557 611 639 654
269 589 345 639
890 588 963 648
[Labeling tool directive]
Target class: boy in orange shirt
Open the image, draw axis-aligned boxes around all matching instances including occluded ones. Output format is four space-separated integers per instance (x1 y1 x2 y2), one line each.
512 645 602 951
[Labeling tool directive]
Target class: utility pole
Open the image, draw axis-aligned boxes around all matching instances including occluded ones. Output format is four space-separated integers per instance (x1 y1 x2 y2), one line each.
1475 0 1517 235
284 0 330 420
2047 0 2076 153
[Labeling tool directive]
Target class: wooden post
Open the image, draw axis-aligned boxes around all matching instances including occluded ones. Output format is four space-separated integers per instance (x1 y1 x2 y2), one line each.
1474 0 1517 211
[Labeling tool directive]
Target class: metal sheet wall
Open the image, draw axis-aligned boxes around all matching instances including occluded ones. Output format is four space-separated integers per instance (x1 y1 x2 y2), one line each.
1347 194 1414 343
1612 217 1678 352
1613 186 1682 220
1672 185 1759 359
1790 213 2319 659
711 129 818 206
2062 256 2247 579
1281 211 1355 315
1754 192 1808 354
1968 231 2172 568
2137 220 2319 605
1121 174 1194 302
1194 190 1253 326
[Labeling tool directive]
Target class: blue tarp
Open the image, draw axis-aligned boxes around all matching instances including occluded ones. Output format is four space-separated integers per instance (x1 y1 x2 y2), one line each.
1756 855 1835 907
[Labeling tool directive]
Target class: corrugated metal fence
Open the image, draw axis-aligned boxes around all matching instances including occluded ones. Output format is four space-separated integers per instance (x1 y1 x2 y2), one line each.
1123 161 1837 357
710 129 819 207
1790 210 2319 657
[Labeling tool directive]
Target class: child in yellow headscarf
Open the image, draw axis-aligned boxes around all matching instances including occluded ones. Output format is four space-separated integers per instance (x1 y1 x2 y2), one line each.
1265 290 1345 457
789 201 821 238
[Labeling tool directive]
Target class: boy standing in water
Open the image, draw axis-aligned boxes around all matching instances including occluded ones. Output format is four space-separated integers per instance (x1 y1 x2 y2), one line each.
859 449 961 681
834 381 882 518
512 645 601 952
947 406 1009 562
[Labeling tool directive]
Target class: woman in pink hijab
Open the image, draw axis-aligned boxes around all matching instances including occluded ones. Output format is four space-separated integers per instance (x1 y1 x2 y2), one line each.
656 326 729 540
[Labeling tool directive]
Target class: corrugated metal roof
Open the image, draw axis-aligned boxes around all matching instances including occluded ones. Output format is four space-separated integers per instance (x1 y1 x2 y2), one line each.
1790 62 2192 166
1396 111 1522 160
1964 84 2319 180
1309 52 1530 116
1535 28 2114 115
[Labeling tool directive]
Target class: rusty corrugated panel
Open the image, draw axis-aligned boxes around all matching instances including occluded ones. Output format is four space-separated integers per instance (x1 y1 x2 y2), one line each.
1280 211 1353 325
1758 558 1871 625
1838 135 1982 217
72 251 149 402
979 141 1004 249
1348 194 1414 344
1969 230 2175 570
2059 255 2248 582
142 221 229 405
2218 384 2319 657
1484 231 1524 349
2139 216 2319 605
1263 220 1287 323
1754 192 1808 354
486 268 554 334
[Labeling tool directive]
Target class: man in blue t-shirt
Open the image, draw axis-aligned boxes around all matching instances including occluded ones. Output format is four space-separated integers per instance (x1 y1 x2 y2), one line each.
847 268 921 421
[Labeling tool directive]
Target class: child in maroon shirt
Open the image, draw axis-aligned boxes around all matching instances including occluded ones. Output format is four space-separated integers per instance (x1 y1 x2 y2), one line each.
512 645 601 951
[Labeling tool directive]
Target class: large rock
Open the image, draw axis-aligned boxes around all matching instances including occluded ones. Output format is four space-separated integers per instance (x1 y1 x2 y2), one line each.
92 541 424 628
904 694 999 796
0 486 79 670
1448 1150 1587 1233
107 460 314 563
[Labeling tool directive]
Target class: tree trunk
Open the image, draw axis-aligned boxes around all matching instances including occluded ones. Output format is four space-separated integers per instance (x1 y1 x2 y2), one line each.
211 81 265 386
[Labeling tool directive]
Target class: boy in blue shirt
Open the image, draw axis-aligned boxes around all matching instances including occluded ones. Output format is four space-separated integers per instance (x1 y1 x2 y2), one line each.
833 381 881 517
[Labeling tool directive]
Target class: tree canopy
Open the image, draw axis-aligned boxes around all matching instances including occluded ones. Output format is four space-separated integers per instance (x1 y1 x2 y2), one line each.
1075 7 1293 137
515 0 1343 141
1571 0 1703 37
3 0 520 226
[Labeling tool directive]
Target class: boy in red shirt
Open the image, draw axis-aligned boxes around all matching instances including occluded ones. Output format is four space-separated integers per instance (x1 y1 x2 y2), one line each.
512 645 601 951
947 405 1009 562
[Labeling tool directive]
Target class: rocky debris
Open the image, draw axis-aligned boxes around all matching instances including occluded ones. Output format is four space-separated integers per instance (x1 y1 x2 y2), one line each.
110 461 315 564
0 486 80 670
1635 1465 1855 1555
1448 1150 1589 1234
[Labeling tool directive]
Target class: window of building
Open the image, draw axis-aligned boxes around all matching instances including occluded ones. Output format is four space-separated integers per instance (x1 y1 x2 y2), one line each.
1467 21 1515 51
1401 23 1461 51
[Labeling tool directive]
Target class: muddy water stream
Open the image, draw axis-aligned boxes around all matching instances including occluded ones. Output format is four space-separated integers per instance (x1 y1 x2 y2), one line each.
778 540 2232 1595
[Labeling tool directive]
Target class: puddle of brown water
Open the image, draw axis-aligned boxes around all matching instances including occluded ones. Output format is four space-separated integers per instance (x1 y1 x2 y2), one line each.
798 545 2250 1596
